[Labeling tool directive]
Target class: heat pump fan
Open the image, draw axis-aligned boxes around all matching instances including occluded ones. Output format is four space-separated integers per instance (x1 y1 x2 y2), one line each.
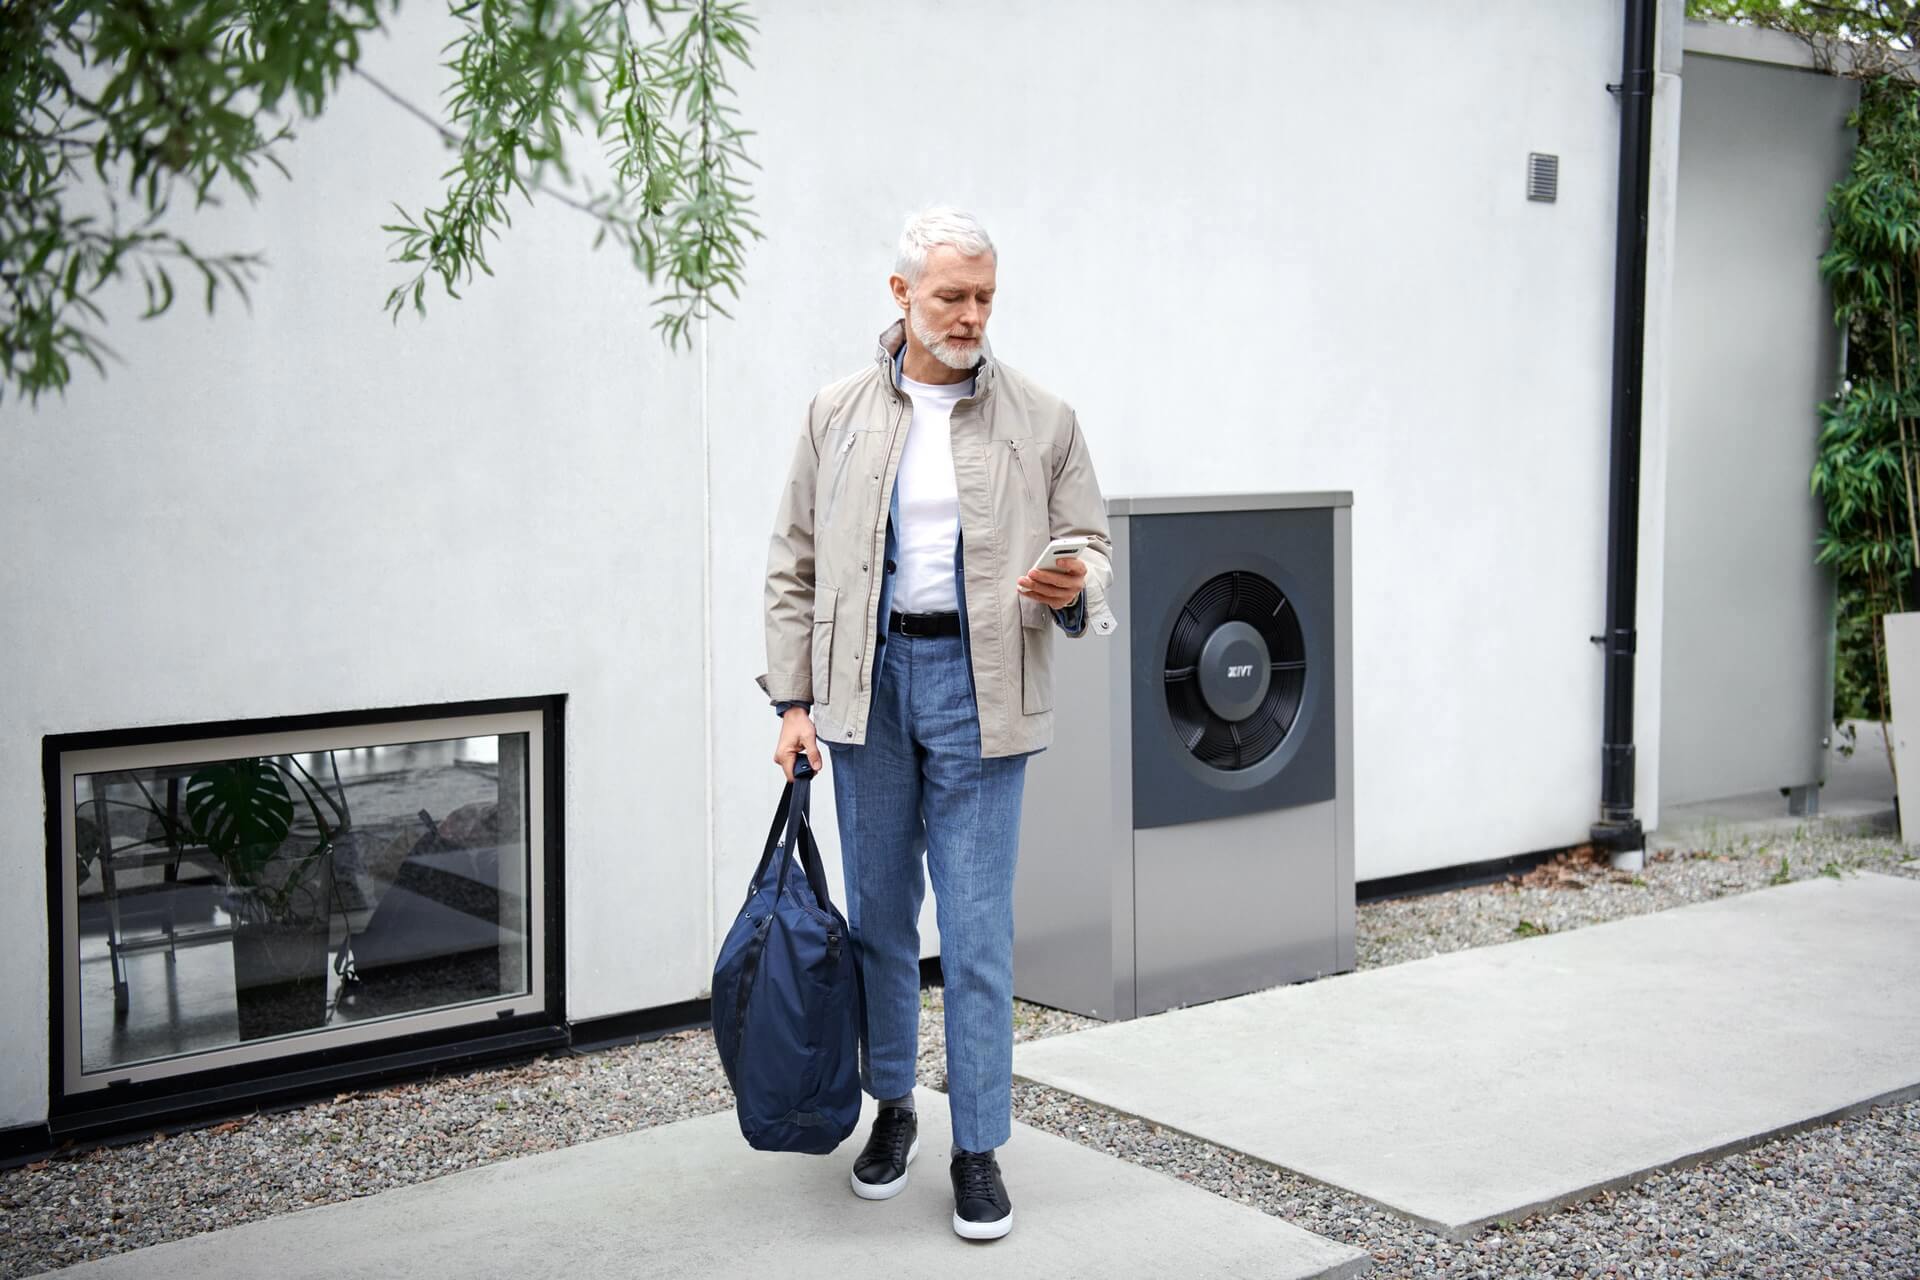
1165 570 1307 771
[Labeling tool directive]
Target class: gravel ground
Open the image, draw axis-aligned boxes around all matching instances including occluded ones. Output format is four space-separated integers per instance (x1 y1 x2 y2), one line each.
1356 827 1919 970
1004 1086 1919 1280
2 831 1916 1278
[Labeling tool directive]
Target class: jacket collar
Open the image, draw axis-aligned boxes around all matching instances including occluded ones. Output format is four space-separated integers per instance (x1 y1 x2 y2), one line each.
875 318 995 406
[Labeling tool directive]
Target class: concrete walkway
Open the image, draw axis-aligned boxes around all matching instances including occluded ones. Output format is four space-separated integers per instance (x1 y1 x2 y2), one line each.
38 1086 1369 1279
1012 872 1920 1240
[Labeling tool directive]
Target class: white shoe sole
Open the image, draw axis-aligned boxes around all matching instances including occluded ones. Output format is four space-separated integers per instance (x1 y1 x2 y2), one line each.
952 1207 1013 1240
850 1135 919 1200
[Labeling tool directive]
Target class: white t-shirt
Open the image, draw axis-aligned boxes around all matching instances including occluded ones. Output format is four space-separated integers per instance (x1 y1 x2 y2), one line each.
892 368 973 612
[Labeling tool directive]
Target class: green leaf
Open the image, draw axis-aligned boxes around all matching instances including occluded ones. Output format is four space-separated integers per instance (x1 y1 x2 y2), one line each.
184 760 296 884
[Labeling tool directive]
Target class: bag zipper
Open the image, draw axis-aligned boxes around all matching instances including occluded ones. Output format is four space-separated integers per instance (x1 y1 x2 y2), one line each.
730 913 774 1042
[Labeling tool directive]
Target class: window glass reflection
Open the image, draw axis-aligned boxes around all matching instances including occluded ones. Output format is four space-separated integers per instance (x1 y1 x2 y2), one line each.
74 733 530 1074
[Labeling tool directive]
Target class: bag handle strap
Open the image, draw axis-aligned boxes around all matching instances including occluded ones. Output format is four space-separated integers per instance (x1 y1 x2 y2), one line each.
746 781 792 896
748 750 817 893
774 758 834 910
778 757 812 864
784 806 833 912
746 757 832 912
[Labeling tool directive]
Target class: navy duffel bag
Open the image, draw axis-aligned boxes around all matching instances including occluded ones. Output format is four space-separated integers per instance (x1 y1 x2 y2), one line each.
712 755 865 1153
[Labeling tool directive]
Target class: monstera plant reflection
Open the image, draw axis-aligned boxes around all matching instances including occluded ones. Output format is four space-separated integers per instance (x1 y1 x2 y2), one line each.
129 755 345 1041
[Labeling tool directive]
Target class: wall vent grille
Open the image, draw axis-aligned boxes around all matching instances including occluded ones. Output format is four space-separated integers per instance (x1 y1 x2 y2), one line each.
1528 153 1559 203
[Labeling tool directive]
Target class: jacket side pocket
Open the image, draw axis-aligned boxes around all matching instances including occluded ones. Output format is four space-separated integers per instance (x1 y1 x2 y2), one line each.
811 585 840 707
1019 594 1053 714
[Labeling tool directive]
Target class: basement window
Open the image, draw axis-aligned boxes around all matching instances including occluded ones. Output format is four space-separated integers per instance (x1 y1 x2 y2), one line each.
46 700 559 1108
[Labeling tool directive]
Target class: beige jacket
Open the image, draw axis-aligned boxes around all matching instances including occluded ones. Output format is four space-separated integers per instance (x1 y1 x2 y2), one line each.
758 320 1118 758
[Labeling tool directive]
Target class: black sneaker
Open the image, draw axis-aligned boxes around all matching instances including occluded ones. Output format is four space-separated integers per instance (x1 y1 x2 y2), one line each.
949 1147 1013 1240
850 1106 919 1200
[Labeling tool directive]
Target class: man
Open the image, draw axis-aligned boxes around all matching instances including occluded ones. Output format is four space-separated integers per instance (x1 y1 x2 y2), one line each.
757 206 1116 1241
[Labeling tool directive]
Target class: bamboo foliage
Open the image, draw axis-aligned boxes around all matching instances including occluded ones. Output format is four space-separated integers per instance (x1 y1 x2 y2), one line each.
1814 79 1920 735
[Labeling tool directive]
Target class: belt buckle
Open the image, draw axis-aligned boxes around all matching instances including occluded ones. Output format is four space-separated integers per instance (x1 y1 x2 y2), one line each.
897 611 928 637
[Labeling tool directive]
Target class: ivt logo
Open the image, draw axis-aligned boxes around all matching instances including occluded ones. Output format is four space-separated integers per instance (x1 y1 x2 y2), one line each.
1227 664 1254 678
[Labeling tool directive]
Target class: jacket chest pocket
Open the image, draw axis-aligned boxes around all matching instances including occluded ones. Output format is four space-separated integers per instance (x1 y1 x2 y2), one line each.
1002 437 1040 507
993 436 1049 555
821 428 873 530
812 585 840 706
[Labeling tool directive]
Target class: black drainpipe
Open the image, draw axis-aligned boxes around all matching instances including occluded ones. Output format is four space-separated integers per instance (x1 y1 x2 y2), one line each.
1590 0 1657 860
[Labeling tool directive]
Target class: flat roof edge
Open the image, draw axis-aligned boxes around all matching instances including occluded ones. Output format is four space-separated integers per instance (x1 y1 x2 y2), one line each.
1683 17 1916 77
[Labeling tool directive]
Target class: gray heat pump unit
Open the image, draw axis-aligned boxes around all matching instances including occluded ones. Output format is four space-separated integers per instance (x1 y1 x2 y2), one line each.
1012 491 1355 1021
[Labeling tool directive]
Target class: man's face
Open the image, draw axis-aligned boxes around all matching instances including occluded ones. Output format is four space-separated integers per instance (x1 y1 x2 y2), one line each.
892 245 996 370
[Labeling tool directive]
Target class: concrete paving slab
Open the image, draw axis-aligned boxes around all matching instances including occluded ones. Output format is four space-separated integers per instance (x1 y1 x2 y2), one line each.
36 1086 1369 1280
1013 872 1920 1241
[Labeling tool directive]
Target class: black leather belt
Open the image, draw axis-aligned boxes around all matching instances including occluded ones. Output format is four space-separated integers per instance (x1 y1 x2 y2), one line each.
888 610 962 637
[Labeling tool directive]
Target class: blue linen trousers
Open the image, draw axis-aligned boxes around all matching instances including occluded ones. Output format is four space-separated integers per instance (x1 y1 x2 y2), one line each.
824 480 1036 1153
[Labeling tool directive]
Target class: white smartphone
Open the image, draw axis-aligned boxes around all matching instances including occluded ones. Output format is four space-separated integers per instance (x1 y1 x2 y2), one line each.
1026 535 1092 577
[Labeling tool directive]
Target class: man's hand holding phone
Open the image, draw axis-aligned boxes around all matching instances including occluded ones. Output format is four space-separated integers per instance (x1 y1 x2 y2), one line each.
1018 536 1091 609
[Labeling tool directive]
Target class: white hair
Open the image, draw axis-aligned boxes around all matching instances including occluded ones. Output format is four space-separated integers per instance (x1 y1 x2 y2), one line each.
894 206 996 288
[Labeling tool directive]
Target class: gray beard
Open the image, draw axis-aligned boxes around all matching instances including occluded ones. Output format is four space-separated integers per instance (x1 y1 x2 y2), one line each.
909 309 982 371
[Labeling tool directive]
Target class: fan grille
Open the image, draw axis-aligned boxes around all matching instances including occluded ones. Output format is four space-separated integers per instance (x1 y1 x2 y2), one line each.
1164 571 1307 770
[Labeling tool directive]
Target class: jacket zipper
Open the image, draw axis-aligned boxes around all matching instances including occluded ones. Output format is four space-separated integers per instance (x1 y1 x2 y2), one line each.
1009 438 1033 502
872 399 907 558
